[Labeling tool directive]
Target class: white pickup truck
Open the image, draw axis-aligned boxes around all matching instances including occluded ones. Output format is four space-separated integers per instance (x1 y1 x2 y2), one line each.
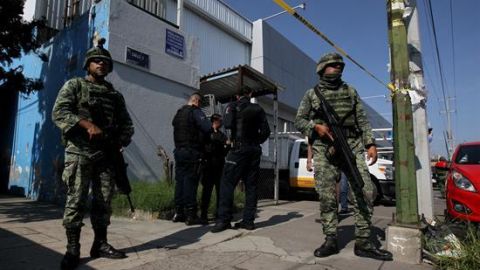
262 134 395 202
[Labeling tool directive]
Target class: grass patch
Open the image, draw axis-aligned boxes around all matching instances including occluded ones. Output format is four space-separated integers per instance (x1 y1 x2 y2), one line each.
432 224 480 270
112 180 245 219
112 180 175 218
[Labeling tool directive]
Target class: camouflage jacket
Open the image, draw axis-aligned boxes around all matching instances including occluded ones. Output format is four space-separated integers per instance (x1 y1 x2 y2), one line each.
294 83 375 148
52 77 134 154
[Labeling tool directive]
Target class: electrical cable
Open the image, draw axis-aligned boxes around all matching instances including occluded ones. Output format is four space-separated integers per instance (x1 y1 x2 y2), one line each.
449 0 459 134
272 0 395 92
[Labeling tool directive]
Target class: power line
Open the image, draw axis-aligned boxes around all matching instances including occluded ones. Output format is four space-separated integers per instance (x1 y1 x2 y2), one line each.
425 0 455 154
418 1 441 104
449 0 459 133
418 0 446 133
426 0 449 105
272 0 395 92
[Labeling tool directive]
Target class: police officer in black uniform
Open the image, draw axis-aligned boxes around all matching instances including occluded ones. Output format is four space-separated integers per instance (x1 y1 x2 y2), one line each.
211 86 270 233
172 92 212 225
199 114 229 224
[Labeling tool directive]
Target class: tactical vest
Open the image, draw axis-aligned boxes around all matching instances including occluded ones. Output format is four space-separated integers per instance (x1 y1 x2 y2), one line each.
64 78 122 144
318 84 359 129
234 100 262 144
172 105 201 149
74 78 119 128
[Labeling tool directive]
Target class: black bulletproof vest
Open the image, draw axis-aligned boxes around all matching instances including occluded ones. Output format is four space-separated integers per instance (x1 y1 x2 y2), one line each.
172 105 200 149
235 100 262 143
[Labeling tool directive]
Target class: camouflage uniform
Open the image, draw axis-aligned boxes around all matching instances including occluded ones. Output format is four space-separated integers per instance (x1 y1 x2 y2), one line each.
54 41 134 269
53 77 134 229
294 53 376 240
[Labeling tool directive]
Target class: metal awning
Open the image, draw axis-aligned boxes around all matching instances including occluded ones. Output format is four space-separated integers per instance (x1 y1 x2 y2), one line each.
199 65 278 104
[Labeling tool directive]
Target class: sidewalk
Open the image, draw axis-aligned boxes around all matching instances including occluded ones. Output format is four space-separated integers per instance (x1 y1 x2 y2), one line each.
0 195 440 270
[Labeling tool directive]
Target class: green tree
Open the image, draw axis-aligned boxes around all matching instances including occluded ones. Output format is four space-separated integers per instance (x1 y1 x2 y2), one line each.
0 0 46 94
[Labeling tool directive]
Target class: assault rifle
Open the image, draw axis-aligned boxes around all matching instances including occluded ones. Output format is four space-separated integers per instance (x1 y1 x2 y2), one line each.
313 87 372 217
110 145 135 213
313 86 365 189
85 96 135 213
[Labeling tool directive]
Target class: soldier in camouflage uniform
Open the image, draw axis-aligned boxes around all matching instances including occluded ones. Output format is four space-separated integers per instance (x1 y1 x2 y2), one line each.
52 39 134 269
294 52 392 261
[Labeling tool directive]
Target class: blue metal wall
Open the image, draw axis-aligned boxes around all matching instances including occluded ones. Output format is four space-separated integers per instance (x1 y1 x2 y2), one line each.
9 1 111 202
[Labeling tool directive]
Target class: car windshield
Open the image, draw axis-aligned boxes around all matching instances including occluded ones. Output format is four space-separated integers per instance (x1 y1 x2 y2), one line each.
455 145 480 165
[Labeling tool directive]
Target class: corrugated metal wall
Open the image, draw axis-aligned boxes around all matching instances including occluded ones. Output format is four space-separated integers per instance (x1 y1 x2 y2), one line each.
161 0 254 75
129 0 167 19
36 0 252 38
182 6 251 75
185 0 252 40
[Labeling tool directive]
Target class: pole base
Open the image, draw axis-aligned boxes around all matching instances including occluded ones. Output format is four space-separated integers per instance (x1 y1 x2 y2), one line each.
386 224 422 264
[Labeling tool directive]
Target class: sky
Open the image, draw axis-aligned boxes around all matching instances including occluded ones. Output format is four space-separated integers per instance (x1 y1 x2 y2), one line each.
222 0 480 157
23 0 35 21
21 0 479 157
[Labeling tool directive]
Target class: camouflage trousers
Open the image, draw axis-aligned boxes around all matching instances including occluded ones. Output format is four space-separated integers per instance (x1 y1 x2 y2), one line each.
62 151 115 229
313 138 374 239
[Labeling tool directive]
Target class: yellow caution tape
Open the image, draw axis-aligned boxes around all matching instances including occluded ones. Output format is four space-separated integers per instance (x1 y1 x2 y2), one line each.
387 83 396 92
273 0 295 14
272 0 394 93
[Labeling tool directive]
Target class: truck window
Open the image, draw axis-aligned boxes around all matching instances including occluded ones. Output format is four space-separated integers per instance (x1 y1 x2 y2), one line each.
299 142 308 159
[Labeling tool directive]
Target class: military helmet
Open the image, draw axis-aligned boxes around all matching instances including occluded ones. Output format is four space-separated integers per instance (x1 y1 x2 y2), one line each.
83 38 113 72
316 52 345 74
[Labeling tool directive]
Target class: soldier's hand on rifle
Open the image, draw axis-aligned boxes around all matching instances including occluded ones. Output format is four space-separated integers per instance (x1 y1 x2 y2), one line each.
79 119 103 140
306 159 313 172
314 124 334 141
366 145 378 165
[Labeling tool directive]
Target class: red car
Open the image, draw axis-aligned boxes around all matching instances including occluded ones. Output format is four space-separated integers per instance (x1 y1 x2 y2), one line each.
445 141 480 222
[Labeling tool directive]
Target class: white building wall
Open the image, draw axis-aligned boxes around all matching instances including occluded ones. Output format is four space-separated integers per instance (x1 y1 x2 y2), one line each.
251 20 318 124
184 0 252 40
106 0 200 181
108 0 200 89
35 0 252 77
166 0 252 75
108 63 193 181
182 7 250 75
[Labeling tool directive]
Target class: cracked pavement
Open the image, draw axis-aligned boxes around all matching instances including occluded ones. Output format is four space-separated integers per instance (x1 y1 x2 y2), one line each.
0 195 439 269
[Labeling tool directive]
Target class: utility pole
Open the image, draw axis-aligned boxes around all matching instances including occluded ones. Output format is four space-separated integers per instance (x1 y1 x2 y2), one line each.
388 0 419 225
442 97 455 157
405 0 433 221
385 0 421 263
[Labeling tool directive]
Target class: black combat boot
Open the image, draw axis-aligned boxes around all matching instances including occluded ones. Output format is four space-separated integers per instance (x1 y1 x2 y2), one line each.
314 235 339 258
234 220 255 230
90 227 127 259
199 210 209 225
210 221 232 233
172 207 186 223
185 207 202 226
354 239 393 261
61 228 81 270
